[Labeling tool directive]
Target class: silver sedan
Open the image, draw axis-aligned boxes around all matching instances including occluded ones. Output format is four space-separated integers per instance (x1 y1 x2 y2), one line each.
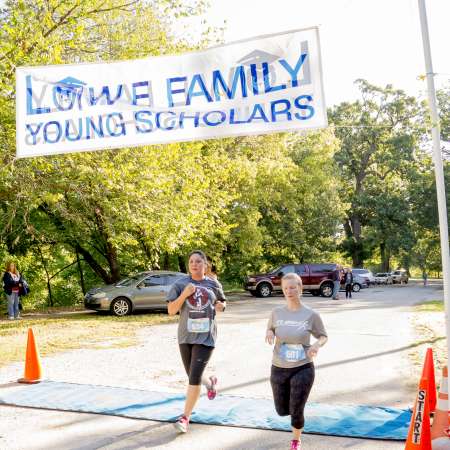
374 273 393 285
84 271 186 316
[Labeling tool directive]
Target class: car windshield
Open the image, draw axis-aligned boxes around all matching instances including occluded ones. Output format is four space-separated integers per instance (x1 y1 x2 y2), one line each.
354 269 368 274
269 266 281 274
115 275 143 287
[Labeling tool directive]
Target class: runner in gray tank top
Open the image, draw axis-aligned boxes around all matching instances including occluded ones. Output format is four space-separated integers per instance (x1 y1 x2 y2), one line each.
266 273 328 450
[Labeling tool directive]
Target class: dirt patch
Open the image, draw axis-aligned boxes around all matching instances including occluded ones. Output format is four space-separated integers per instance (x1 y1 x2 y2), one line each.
410 303 446 384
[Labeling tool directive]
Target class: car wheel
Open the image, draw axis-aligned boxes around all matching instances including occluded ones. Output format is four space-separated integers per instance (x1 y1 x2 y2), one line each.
320 282 333 298
352 283 361 292
110 297 132 316
256 283 272 298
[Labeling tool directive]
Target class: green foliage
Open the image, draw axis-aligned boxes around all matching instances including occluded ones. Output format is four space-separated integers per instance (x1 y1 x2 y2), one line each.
1 2 447 311
329 80 428 270
437 83 450 142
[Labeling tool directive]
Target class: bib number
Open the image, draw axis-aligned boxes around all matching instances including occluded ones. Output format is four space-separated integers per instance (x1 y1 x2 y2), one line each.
187 310 210 333
280 344 305 362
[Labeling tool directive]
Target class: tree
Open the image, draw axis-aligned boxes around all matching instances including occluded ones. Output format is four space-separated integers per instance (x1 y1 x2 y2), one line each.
329 80 423 268
0 0 220 298
437 83 450 144
212 130 343 280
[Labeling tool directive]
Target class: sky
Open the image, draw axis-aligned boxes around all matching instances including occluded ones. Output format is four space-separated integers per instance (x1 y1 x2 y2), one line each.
202 0 450 106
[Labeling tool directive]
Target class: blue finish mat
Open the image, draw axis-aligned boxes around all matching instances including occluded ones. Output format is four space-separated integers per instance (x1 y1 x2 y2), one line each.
0 381 410 440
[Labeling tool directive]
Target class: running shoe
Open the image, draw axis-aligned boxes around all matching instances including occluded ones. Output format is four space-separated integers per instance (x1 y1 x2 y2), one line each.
173 415 189 433
290 440 301 450
207 375 218 400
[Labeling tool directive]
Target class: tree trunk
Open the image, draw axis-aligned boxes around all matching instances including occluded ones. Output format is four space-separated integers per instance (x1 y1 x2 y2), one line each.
94 206 121 283
39 203 114 284
349 215 364 267
178 255 187 274
37 246 53 307
74 243 113 284
76 250 86 295
106 244 120 283
161 252 170 270
380 242 390 272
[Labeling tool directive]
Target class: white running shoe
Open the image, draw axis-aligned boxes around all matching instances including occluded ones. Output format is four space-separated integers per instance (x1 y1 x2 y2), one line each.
173 415 189 433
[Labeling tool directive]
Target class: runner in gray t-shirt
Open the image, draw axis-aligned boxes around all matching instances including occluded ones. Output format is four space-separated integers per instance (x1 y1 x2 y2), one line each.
166 250 226 434
266 273 327 450
167 274 225 347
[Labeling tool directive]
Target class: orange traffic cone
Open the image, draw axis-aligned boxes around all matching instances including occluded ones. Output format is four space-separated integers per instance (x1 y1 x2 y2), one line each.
405 377 432 449
431 366 450 443
422 348 437 413
18 328 42 384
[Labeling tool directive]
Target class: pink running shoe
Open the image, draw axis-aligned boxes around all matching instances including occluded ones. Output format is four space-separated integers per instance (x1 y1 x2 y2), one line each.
207 376 218 400
290 439 301 450
173 415 189 433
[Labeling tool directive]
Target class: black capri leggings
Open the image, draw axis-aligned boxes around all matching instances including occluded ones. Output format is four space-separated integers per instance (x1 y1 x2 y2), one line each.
270 363 315 430
345 284 352 298
179 343 214 385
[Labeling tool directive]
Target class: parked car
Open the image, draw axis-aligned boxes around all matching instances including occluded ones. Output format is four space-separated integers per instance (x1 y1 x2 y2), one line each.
341 270 369 292
244 263 339 298
375 272 393 284
391 270 409 284
352 268 376 286
84 270 186 316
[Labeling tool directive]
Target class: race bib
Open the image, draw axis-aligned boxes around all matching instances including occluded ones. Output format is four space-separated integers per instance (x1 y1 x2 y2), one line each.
187 311 210 333
280 344 306 362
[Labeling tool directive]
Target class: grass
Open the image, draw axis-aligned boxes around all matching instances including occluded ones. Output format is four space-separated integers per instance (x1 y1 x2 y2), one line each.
0 311 177 368
221 280 245 294
415 300 444 312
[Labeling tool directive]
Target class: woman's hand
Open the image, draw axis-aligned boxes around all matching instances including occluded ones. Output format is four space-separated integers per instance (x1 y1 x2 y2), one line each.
265 330 275 345
307 342 320 359
182 283 196 299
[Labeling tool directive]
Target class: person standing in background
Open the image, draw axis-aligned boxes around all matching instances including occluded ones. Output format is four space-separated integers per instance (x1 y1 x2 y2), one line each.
3 261 22 320
332 265 341 300
343 268 353 299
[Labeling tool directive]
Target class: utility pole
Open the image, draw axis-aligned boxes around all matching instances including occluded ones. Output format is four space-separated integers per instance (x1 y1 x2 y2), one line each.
418 0 450 365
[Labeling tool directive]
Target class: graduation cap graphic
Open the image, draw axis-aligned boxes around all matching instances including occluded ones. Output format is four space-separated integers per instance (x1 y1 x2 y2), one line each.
237 49 281 66
52 77 87 108
54 76 87 92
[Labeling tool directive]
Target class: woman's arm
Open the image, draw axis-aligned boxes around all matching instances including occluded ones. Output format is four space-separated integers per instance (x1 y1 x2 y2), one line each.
167 283 195 316
265 311 275 344
215 300 226 312
307 335 328 358
3 272 15 289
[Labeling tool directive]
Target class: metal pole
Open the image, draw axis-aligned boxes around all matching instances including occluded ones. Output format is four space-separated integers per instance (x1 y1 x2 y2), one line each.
418 0 450 364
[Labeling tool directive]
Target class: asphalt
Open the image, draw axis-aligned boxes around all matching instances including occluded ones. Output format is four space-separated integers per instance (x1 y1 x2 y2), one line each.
0 282 444 450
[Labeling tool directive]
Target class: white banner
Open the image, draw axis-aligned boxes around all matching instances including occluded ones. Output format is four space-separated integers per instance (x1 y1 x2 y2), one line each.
16 27 327 158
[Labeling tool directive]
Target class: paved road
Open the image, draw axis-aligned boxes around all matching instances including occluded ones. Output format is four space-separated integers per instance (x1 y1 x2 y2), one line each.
0 283 443 449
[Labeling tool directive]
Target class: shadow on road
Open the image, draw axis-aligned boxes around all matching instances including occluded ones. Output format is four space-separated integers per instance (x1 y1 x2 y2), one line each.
217 334 444 395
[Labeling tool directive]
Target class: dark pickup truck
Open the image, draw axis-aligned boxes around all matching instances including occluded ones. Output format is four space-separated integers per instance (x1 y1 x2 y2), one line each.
244 263 339 298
